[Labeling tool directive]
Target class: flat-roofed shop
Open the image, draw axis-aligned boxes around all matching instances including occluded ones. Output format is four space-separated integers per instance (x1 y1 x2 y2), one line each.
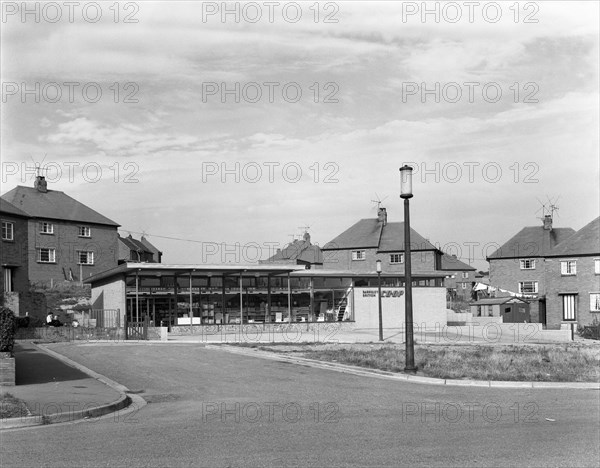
85 263 448 329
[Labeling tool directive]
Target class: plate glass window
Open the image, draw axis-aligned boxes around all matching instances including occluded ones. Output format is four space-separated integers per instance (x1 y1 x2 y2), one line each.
1 221 14 241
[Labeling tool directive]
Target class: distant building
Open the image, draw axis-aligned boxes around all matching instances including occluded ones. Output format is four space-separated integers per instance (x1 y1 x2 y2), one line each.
1 176 120 288
259 232 322 269
118 234 162 263
440 254 477 299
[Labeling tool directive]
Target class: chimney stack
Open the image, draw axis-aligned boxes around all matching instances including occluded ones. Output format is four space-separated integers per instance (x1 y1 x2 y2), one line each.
377 207 387 225
34 175 48 193
543 215 553 231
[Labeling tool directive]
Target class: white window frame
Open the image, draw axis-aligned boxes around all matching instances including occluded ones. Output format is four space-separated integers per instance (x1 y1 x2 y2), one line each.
39 221 54 234
519 259 536 270
518 281 538 294
78 226 91 238
37 248 56 263
351 250 366 261
560 260 577 276
389 253 403 264
461 282 467 290
594 259 600 275
462 272 469 279
1 221 14 241
590 293 600 312
77 250 94 265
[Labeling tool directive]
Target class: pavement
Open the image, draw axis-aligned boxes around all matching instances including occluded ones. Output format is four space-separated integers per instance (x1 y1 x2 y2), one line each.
0 341 134 430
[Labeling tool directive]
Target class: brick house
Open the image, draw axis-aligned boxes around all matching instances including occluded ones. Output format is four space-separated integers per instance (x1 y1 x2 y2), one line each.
259 232 323 269
1 199 29 296
441 254 477 300
544 217 600 329
1 176 120 288
487 214 599 329
321 207 475 280
118 234 162 263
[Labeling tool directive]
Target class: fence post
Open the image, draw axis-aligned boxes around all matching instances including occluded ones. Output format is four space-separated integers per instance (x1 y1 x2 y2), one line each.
124 314 128 340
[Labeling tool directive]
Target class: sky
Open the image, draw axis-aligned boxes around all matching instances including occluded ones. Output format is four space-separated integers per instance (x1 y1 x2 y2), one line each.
1 1 599 271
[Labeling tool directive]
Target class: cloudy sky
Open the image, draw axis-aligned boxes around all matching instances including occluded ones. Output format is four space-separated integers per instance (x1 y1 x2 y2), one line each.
2 1 598 270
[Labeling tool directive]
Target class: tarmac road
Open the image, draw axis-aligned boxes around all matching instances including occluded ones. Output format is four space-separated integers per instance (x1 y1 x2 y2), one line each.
2 342 599 467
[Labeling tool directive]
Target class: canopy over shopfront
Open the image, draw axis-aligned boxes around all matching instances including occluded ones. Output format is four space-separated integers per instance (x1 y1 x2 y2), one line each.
85 263 447 328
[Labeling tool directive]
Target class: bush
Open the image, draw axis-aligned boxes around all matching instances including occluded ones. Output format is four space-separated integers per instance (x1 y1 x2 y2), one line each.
0 308 17 354
579 318 600 340
15 316 30 329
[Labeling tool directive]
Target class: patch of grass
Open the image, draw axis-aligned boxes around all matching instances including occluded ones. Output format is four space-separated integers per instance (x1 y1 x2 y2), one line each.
283 343 600 382
0 393 30 419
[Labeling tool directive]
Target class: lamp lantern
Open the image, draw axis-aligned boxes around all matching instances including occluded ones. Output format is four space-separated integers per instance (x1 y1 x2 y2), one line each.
399 165 413 199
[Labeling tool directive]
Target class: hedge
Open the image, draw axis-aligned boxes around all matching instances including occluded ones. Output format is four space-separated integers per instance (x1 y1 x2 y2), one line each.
0 307 17 354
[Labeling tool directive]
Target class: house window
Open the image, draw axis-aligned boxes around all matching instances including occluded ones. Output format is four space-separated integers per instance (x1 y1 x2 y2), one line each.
518 281 538 294
519 259 536 270
1 221 14 241
560 260 577 276
590 293 600 312
351 250 365 261
562 294 577 321
78 226 91 237
462 272 469 279
37 248 56 263
77 251 94 265
39 222 54 234
389 253 403 264
461 282 467 289
594 259 600 275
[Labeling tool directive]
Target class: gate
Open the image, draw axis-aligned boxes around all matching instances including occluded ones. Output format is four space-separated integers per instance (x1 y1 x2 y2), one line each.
125 314 148 340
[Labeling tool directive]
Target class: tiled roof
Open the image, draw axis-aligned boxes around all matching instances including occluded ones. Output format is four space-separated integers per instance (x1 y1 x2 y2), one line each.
140 236 162 255
440 253 476 271
1 185 119 227
263 239 323 264
322 218 439 252
550 217 600 257
118 235 152 254
487 226 575 259
0 198 29 217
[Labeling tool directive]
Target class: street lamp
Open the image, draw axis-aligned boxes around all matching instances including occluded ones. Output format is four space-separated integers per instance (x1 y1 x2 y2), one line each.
376 259 383 341
400 165 417 374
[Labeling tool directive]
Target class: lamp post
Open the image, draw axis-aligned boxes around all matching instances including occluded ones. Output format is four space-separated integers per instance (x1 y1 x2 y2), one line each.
376 259 383 341
400 165 417 374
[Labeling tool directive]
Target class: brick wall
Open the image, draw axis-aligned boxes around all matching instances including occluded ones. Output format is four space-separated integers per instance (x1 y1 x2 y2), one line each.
27 219 118 286
489 257 546 296
545 256 600 329
323 248 437 273
91 276 126 325
0 214 29 295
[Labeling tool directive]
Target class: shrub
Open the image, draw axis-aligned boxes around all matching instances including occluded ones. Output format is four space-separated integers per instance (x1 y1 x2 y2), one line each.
15 316 30 329
579 318 600 340
0 307 17 354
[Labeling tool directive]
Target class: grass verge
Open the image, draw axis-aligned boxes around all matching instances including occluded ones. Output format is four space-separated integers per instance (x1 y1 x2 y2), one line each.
242 343 600 382
1 393 30 419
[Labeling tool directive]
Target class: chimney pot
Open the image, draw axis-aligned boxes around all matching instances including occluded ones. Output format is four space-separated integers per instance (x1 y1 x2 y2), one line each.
543 215 553 231
377 207 388 225
34 176 48 193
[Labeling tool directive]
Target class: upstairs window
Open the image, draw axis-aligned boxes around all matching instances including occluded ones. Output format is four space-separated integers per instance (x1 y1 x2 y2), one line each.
1 221 14 241
519 259 536 270
560 260 577 276
78 226 91 237
595 259 600 275
39 222 54 234
37 248 56 263
351 250 365 261
462 272 469 279
389 253 403 264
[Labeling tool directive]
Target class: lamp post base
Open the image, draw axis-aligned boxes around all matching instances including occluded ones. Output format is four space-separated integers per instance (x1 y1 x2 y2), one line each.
404 365 418 374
